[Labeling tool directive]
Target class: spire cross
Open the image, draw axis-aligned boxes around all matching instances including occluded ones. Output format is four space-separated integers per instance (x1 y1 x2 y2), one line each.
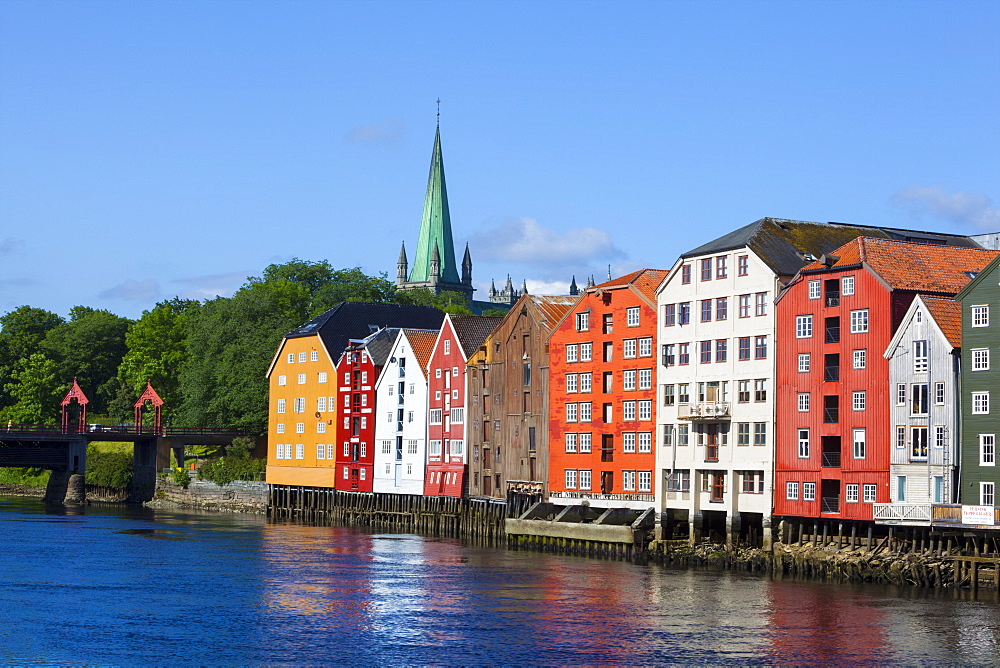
436 98 441 126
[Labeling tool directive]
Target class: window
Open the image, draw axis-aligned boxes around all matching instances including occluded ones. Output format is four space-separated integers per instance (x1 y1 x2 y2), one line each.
911 426 928 460
863 483 877 502
808 280 821 300
579 402 592 422
973 392 990 414
276 424 285 434
565 469 577 489
430 409 443 424
700 258 713 281
715 339 727 363
277 399 286 414
934 425 946 449
803 482 816 501
663 304 676 326
639 368 652 390
841 276 855 296
753 422 767 446
576 312 590 332
798 429 810 458
566 374 578 393
318 371 328 383
981 434 996 466
798 353 810 373
701 300 713 322
566 344 578 363
738 295 750 318
443 339 450 354
580 343 592 362
794 315 813 339
754 379 767 402
754 336 767 359
679 343 690 365
637 470 652 493
972 349 990 370
679 302 691 325
638 432 652 453
678 425 689 446
982 483 996 506
638 401 651 420
716 297 728 320
294 398 305 413
627 307 640 327
565 403 578 422
580 433 592 453
853 428 866 459
852 391 866 411
298 352 307 363
850 309 868 333
316 422 326 434
742 472 764 494
623 370 636 391
716 256 728 279
897 476 907 502
666 470 690 492
429 440 442 456
623 432 636 453
895 425 906 449
450 407 464 423
786 482 799 500
913 340 928 373
699 341 712 364
579 470 592 490
287 353 294 364
661 344 675 367
972 305 989 327
911 384 929 415
622 401 636 421
603 313 613 334
755 292 768 316
738 255 748 276
681 265 691 284
277 375 287 386
663 384 675 406
896 383 906 406
852 349 866 370
295 444 304 459
450 439 464 456
624 339 637 358
738 381 750 403
677 384 690 403
623 470 636 491
738 337 751 361
846 484 859 504
798 393 810 412
580 373 592 392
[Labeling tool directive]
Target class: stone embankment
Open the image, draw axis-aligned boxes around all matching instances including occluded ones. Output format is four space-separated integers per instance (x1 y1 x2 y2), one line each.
148 476 266 514
0 483 45 498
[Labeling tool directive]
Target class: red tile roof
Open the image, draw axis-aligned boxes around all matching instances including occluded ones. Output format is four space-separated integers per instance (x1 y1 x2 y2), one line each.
803 237 999 294
921 296 962 348
592 268 669 302
402 329 439 373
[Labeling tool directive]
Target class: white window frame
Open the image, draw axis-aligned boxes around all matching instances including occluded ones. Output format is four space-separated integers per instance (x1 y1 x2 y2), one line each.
972 392 990 415
808 280 821 300
972 348 990 371
853 428 866 459
845 483 859 504
971 305 989 328
797 393 810 412
850 309 869 333
626 307 640 327
795 315 813 338
852 391 866 411
981 434 996 466
803 482 816 502
841 275 855 296
853 349 866 370
798 353 810 373
786 482 798 500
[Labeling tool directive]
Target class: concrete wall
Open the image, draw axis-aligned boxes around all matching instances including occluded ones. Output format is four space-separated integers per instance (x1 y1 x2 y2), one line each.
152 477 266 513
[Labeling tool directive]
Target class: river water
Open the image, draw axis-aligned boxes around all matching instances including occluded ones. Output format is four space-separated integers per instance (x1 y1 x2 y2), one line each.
1 495 998 665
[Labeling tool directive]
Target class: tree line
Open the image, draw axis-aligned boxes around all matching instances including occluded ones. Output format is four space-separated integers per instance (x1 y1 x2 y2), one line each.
0 260 487 434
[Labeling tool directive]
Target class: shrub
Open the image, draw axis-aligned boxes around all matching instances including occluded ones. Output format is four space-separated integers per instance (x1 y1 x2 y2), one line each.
85 445 133 489
196 437 264 486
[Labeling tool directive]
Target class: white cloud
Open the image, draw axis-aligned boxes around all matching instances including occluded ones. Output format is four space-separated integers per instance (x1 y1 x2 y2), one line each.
469 218 626 269
0 238 24 256
171 271 248 301
345 117 405 145
99 279 160 302
891 185 1000 232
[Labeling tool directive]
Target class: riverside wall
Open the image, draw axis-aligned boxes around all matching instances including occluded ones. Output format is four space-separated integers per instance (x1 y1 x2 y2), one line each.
148 476 267 513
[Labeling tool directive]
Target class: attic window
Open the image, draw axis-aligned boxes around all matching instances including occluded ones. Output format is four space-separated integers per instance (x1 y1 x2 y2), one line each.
965 271 979 279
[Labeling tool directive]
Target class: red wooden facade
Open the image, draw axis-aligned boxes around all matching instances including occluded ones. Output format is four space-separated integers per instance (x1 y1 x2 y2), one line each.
334 343 377 492
547 269 666 506
425 316 469 497
775 238 999 521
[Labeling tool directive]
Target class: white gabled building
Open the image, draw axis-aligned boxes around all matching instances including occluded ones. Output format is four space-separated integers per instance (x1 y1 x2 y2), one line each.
879 295 962 520
372 329 439 496
654 217 949 546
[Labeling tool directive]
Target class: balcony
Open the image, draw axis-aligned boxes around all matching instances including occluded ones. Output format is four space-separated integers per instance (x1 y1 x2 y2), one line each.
821 451 841 467
821 496 840 513
873 503 932 524
677 402 731 420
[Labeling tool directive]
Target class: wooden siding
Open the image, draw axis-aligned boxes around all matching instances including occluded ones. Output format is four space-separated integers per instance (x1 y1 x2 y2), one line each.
426 317 468 497
333 349 378 492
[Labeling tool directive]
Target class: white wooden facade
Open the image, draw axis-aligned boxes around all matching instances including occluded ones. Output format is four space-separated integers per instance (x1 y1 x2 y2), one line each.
372 330 430 496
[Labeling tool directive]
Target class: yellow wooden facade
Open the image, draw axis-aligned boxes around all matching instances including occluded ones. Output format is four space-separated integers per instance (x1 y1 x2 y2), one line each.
265 334 340 488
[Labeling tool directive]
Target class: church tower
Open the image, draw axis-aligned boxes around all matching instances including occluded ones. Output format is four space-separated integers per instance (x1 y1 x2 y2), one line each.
395 122 474 303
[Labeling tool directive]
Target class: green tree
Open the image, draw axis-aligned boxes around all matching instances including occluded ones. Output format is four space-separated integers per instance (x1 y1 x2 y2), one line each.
0 306 64 408
41 308 131 415
0 353 63 424
177 279 310 432
395 288 472 314
113 298 199 423
312 268 398 314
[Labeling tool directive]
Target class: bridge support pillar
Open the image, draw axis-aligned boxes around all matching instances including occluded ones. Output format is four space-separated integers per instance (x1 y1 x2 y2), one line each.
43 470 86 505
129 439 159 503
65 474 86 505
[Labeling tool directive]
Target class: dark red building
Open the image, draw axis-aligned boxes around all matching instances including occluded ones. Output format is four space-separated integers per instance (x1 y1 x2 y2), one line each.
774 237 996 522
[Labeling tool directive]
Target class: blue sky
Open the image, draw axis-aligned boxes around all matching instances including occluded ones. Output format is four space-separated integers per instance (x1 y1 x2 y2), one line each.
2 0 998 319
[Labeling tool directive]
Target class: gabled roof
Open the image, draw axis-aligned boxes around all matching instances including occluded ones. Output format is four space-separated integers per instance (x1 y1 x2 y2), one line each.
528 295 579 331
922 296 962 348
284 302 445 354
681 217 982 279
955 253 1000 302
592 268 669 302
800 237 999 294
401 329 439 372
353 327 401 367
449 314 504 358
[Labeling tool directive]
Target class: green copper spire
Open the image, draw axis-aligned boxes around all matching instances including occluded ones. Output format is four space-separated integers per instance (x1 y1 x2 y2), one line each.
409 127 460 284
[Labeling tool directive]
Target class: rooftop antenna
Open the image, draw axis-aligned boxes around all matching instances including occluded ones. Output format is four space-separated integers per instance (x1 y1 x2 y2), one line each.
607 264 612 280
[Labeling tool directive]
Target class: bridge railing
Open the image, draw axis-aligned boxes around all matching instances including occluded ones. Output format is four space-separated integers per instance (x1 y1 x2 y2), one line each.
2 424 252 438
